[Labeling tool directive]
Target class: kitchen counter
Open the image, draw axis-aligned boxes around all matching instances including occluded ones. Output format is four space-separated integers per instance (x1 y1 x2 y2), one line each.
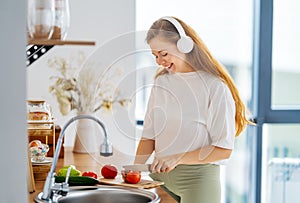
28 147 176 203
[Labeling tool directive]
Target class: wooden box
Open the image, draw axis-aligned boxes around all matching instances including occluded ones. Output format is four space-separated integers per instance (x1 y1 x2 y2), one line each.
28 125 64 158
32 164 51 181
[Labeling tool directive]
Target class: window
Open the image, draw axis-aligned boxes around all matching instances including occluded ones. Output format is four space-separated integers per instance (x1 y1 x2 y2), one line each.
271 0 300 109
262 124 300 203
252 0 300 202
255 0 300 202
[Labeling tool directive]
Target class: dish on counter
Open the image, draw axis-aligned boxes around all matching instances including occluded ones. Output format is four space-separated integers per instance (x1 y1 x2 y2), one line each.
31 157 53 165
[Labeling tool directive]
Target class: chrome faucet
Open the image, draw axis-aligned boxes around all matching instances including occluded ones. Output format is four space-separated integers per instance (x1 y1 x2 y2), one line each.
41 114 113 201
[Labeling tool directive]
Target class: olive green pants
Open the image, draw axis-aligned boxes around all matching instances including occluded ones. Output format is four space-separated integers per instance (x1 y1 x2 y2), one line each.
150 164 221 203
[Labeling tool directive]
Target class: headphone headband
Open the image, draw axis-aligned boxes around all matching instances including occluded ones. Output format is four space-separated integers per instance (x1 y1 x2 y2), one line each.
160 16 194 53
162 16 188 38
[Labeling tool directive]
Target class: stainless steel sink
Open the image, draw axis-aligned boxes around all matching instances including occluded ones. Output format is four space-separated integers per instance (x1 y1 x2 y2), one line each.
35 185 160 203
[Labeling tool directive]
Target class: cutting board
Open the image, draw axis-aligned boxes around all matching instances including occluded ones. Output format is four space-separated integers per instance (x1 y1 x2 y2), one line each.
99 175 164 189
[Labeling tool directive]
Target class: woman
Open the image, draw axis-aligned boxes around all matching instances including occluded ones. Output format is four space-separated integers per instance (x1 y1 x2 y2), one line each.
134 16 252 203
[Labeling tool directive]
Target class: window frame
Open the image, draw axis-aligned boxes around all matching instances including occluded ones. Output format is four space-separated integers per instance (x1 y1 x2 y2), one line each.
250 0 300 202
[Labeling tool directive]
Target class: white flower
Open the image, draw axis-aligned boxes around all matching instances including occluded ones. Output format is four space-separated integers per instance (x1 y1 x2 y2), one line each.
57 96 71 115
48 52 130 116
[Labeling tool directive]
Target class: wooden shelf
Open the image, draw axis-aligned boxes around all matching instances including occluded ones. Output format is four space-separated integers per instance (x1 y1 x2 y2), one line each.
28 39 96 46
27 121 56 155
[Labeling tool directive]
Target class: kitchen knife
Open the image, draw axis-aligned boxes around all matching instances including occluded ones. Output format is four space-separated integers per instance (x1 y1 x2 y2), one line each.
123 164 151 172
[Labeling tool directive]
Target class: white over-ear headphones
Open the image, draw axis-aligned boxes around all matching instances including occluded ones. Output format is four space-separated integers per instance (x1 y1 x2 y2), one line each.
161 16 194 54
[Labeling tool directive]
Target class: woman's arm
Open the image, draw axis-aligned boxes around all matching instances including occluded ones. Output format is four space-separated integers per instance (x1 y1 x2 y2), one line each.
134 138 155 164
150 145 232 173
180 145 232 164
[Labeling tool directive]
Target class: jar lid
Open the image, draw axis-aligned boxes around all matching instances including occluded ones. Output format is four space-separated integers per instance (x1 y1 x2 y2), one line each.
35 0 55 9
27 99 46 104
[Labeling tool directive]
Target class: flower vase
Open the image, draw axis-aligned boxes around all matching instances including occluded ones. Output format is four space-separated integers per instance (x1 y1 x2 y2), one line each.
73 113 98 153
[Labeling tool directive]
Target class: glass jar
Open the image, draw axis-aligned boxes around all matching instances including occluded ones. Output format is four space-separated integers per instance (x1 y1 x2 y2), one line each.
51 0 70 40
27 100 52 122
29 140 49 162
27 0 55 39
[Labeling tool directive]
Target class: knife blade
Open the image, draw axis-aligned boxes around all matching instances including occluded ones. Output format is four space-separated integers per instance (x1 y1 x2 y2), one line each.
123 164 151 172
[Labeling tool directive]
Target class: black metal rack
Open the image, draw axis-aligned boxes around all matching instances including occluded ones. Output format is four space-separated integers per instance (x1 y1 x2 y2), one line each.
26 45 54 66
26 39 95 67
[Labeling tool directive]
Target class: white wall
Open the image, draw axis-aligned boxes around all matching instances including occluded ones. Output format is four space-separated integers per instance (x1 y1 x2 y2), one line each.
0 1 136 201
0 0 28 202
27 0 137 164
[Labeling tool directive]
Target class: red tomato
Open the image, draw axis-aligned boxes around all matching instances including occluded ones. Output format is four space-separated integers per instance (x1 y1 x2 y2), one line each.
123 171 141 184
101 165 118 179
82 171 98 179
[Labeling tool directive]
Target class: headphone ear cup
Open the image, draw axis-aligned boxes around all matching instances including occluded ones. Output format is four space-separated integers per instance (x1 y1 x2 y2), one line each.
177 36 194 53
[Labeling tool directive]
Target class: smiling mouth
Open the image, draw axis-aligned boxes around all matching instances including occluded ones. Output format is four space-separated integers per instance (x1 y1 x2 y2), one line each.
165 63 174 71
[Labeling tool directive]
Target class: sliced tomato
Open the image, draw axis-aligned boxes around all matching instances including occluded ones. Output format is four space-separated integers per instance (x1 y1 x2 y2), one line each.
124 171 141 184
82 171 98 179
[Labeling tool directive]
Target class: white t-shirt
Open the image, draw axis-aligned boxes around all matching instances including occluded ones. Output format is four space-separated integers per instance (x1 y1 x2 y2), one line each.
142 70 236 165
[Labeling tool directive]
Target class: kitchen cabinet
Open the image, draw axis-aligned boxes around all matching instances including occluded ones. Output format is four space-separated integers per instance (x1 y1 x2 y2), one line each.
28 120 56 155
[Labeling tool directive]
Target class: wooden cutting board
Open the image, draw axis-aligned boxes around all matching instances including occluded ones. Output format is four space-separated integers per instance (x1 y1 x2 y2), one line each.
99 175 164 189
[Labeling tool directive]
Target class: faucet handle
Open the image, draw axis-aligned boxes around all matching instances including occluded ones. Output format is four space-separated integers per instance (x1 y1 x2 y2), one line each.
58 166 72 196
65 166 72 184
51 166 72 197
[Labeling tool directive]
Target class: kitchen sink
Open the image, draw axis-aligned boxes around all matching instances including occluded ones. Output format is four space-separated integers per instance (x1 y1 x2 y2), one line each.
35 185 160 203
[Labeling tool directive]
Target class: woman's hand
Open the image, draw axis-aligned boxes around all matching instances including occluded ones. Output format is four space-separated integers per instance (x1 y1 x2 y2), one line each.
149 146 232 173
149 146 233 173
150 153 183 173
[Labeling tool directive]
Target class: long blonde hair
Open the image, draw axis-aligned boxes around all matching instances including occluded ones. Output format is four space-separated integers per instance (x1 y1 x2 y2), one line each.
146 17 253 136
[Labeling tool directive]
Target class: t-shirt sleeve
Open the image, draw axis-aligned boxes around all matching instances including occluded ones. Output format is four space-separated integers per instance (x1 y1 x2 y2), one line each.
141 86 156 140
206 81 236 149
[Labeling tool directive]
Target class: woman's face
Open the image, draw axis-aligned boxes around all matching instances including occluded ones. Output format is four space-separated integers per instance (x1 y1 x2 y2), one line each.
149 37 193 73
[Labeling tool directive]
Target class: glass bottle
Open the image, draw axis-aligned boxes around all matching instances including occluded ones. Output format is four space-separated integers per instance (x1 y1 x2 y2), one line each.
27 0 55 39
51 0 70 40
27 100 52 121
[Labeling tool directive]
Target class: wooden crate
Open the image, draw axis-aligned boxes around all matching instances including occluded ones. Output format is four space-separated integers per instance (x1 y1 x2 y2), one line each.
28 125 64 158
32 164 51 181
